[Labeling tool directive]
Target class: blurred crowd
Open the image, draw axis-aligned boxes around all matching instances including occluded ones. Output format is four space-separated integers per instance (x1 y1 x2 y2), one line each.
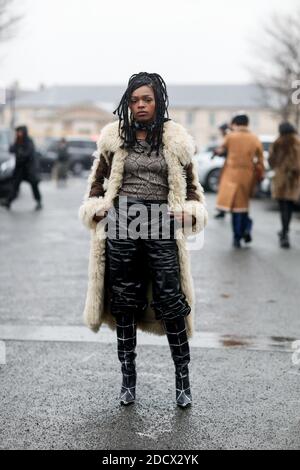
212 113 300 249
1 116 300 250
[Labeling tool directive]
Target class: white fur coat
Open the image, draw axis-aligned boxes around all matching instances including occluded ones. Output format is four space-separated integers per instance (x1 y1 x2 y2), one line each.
78 119 208 338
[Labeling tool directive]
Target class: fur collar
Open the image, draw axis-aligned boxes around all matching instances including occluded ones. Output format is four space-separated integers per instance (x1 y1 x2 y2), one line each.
96 119 196 166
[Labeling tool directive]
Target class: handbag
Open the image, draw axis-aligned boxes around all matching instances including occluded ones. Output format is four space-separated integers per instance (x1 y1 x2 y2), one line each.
254 163 264 183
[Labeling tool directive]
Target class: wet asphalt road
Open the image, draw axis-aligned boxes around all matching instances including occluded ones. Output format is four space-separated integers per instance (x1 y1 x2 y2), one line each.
0 177 300 450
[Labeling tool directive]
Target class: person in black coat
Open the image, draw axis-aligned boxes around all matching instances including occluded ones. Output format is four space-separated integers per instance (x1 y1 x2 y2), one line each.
213 122 231 219
1 125 43 210
53 138 70 187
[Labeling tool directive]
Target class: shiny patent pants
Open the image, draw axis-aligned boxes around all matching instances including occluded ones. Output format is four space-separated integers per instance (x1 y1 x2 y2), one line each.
107 196 192 403
105 196 191 322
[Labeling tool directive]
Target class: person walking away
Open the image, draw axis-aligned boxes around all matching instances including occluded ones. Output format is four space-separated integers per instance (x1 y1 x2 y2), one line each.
0 125 43 211
214 113 265 248
54 138 70 188
213 122 232 219
268 122 300 249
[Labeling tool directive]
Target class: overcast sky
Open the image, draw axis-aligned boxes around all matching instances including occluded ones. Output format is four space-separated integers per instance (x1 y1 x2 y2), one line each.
0 0 299 89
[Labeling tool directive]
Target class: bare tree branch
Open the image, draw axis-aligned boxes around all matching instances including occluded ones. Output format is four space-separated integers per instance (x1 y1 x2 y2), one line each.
248 9 300 129
0 0 22 42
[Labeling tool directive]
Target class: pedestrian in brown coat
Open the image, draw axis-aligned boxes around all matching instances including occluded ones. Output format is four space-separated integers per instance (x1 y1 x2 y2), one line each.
268 122 300 249
215 113 265 248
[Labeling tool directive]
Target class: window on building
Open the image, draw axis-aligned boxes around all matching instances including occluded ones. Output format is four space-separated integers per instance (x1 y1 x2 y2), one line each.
45 127 53 137
251 113 260 129
209 112 216 127
77 129 92 135
186 111 194 126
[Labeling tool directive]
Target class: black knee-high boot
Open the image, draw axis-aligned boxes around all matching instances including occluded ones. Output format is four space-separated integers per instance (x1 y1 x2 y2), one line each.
116 312 137 406
162 316 192 408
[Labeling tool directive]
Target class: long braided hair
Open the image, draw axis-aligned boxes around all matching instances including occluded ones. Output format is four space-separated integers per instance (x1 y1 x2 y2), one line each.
113 72 171 156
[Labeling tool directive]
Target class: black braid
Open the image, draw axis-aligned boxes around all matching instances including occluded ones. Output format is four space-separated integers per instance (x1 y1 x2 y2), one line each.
113 72 171 156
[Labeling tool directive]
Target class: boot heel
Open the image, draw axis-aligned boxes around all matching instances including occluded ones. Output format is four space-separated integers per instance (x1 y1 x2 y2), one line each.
176 366 192 408
120 371 136 406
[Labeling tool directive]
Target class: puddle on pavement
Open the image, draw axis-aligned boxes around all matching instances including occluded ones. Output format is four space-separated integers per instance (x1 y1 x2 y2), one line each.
0 326 297 354
194 332 297 353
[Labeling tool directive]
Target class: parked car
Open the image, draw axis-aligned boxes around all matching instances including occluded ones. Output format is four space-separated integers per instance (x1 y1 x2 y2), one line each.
195 135 276 193
0 127 12 149
40 137 97 176
0 128 15 198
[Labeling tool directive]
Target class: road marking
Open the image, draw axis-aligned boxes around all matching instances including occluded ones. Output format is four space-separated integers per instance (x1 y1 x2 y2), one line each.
0 325 296 353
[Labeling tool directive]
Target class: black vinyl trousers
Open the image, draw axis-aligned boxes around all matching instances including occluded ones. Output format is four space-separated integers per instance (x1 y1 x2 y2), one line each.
105 196 191 322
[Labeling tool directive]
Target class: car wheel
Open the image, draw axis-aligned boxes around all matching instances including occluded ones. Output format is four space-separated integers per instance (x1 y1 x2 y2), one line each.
206 169 221 193
72 162 84 176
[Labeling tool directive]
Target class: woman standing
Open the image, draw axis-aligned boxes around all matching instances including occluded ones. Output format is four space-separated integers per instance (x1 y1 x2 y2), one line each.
268 122 300 249
78 72 208 408
215 113 265 248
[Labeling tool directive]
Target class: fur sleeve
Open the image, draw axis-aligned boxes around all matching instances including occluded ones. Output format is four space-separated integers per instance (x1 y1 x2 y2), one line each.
181 157 208 236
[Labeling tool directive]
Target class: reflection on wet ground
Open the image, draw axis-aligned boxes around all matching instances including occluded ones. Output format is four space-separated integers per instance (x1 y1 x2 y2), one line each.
194 332 297 353
0 325 297 354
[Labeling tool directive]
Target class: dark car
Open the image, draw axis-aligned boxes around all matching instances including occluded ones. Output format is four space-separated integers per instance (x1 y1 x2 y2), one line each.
40 137 97 176
0 128 15 198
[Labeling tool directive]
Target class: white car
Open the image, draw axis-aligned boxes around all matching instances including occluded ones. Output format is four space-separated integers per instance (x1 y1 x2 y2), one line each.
194 135 276 193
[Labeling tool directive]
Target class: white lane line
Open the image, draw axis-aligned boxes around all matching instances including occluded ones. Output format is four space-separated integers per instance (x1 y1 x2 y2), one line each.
0 325 296 353
0 341 6 365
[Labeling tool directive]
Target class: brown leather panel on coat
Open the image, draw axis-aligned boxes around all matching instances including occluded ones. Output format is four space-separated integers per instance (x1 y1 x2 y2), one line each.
89 153 113 198
89 153 113 222
184 162 201 201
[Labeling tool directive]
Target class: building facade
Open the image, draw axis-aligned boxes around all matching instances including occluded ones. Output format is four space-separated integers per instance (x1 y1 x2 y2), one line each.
0 84 280 148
